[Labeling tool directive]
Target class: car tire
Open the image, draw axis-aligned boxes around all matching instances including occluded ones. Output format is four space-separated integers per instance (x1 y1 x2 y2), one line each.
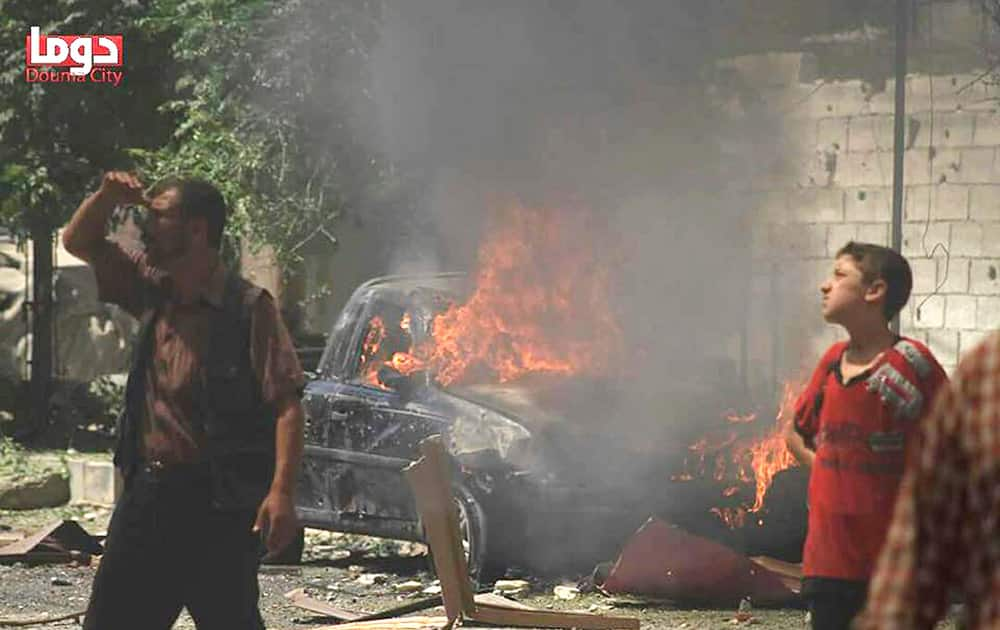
430 482 504 586
261 526 305 565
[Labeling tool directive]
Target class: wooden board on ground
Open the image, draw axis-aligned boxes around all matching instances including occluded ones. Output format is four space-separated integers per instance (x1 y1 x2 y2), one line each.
405 435 640 630
310 615 450 630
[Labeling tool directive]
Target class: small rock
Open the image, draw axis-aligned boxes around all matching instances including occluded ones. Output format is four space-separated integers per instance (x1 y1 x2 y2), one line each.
51 577 72 586
356 573 388 586
0 472 70 510
422 584 442 595
553 585 579 600
493 579 530 596
393 580 423 593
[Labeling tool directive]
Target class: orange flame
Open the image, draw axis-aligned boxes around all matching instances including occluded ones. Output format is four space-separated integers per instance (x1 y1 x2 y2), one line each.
673 381 805 528
363 202 621 388
734 382 801 512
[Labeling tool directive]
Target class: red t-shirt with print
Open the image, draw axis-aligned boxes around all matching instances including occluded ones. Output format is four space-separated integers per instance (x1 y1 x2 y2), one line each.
793 337 947 580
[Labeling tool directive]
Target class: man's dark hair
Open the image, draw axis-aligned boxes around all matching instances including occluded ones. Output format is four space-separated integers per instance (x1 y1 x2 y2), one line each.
836 241 912 321
148 177 227 249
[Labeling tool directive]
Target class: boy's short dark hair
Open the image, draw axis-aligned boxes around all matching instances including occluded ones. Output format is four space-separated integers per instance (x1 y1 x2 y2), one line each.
836 241 912 321
148 177 227 249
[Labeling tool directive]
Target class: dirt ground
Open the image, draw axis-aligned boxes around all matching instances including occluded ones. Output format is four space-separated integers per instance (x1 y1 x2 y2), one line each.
0 508 959 629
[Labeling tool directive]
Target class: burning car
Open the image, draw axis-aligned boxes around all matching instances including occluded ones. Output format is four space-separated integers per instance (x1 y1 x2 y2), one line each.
293 271 658 577
290 203 807 578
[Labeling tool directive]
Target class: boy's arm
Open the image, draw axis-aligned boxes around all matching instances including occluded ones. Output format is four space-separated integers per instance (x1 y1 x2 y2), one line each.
784 422 815 467
784 345 841 467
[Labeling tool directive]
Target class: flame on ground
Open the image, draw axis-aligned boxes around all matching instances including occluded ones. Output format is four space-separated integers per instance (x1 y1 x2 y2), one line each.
673 381 805 528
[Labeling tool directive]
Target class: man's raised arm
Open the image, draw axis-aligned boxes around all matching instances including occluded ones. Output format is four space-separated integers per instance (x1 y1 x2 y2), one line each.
63 171 146 262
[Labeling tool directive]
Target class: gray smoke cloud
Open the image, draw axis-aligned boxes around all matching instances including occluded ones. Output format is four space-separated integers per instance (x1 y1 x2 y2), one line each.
366 0 763 440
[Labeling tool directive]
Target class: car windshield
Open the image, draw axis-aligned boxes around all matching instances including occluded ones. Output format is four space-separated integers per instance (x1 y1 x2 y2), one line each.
349 287 459 390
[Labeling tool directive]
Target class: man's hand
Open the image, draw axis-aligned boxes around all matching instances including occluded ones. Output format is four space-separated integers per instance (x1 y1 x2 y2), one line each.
252 489 299 558
97 171 148 207
64 171 147 261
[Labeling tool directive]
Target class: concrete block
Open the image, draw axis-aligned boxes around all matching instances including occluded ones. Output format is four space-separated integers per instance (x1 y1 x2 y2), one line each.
976 296 1000 329
973 112 1000 146
969 184 1000 221
848 115 893 153
826 223 859 256
911 294 945 329
864 79 896 115
857 222 890 247
983 223 1000 257
788 188 844 223
903 184 969 222
945 294 978 330
970 259 1000 295
950 221 984 256
909 257 937 294
907 73 976 113
959 329 992 358
953 147 996 184
844 187 892 222
806 80 872 119
904 147 961 185
908 111 975 148
840 151 893 188
67 458 122 506
938 257 970 293
816 117 849 152
902 222 950 257
925 328 959 366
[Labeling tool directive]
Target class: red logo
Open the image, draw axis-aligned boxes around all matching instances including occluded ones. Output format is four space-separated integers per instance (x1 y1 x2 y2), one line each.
25 26 124 86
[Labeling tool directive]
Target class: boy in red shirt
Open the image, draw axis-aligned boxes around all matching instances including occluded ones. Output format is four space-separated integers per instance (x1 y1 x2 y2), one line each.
784 242 947 630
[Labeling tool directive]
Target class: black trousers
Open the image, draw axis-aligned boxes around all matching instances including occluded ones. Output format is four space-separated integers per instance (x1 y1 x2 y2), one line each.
83 463 265 630
803 577 869 630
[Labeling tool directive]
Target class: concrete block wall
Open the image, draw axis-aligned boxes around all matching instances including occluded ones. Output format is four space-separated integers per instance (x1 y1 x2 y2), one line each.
730 55 1000 382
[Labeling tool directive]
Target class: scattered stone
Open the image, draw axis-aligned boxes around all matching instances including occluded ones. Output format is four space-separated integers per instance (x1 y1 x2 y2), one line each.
493 579 530 596
393 580 423 593
422 584 442 595
356 573 388 586
553 585 579 600
0 472 70 510
50 577 72 586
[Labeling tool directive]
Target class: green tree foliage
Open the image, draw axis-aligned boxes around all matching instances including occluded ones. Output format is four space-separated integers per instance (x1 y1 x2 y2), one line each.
130 0 385 266
0 0 178 233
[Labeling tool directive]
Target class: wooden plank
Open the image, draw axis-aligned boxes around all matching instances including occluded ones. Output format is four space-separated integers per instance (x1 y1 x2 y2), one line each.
309 615 449 630
283 588 363 621
404 437 473 623
472 602 640 630
406 436 640 630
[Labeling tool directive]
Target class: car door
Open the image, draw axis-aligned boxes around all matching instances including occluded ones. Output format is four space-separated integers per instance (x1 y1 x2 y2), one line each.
298 292 448 540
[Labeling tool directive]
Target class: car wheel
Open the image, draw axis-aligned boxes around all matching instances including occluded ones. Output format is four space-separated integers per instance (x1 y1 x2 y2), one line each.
428 482 503 586
261 526 305 565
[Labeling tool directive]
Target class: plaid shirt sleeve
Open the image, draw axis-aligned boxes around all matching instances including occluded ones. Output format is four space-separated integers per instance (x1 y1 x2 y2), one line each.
858 334 1000 630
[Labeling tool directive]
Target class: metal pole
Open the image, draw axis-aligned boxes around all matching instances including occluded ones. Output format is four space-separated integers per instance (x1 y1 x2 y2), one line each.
890 0 909 333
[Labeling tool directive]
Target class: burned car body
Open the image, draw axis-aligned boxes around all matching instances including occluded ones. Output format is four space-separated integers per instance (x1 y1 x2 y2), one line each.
296 273 681 575
295 273 807 576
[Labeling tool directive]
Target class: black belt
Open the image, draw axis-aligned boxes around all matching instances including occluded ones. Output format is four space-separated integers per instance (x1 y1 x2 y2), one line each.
137 459 210 483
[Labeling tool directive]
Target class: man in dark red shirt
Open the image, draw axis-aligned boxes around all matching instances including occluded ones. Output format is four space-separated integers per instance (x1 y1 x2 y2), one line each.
64 171 306 629
785 242 947 630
